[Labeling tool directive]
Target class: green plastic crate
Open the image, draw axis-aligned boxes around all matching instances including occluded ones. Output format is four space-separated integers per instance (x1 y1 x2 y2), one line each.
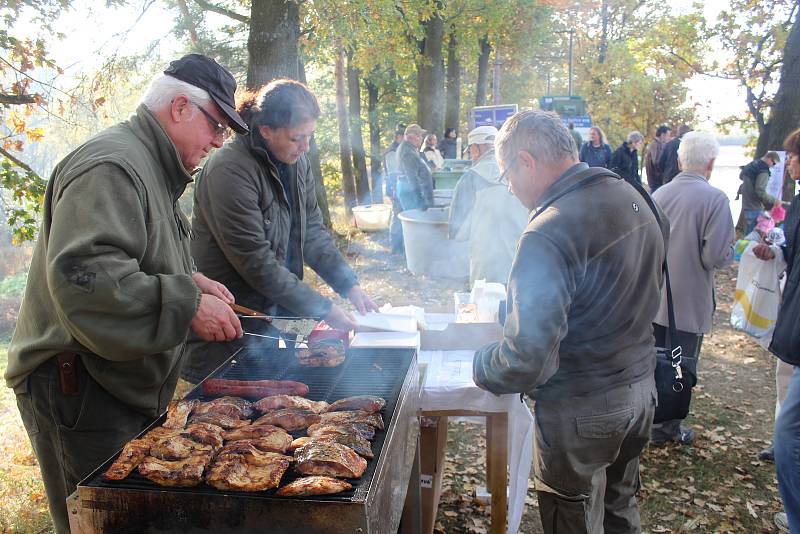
432 170 465 190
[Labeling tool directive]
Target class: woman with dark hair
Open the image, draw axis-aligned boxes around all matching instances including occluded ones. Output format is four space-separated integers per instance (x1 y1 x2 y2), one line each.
753 128 800 533
579 126 612 168
184 78 377 381
439 127 458 159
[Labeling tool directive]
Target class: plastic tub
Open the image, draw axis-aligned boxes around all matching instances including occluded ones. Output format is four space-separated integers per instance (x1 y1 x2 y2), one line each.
352 204 392 231
398 207 468 280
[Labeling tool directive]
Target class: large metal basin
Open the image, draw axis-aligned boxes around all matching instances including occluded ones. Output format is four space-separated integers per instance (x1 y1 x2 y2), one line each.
398 207 468 280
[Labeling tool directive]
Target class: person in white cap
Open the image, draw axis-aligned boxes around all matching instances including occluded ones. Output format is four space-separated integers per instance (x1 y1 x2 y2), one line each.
448 125 529 284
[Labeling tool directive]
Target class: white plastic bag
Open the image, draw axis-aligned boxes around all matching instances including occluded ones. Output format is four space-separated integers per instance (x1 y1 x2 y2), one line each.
731 243 786 346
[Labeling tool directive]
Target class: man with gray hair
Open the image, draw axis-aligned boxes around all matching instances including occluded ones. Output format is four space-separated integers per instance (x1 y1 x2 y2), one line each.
448 125 528 284
5 53 245 533
651 131 734 445
474 110 666 532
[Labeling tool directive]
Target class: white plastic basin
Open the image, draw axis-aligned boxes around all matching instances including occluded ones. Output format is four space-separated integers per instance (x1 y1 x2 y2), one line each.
352 204 392 231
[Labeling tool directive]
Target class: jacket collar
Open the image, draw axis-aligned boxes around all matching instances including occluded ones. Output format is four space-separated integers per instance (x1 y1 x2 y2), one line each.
534 162 591 210
234 128 292 207
672 171 708 183
129 104 193 201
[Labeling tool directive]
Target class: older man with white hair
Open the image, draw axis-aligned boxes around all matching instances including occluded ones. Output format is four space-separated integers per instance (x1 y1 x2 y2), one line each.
448 125 528 284
650 131 735 445
474 111 667 532
5 54 245 533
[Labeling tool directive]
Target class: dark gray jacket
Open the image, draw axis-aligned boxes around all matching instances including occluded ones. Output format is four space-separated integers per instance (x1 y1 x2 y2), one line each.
770 193 800 365
191 131 357 318
474 164 667 400
397 140 434 207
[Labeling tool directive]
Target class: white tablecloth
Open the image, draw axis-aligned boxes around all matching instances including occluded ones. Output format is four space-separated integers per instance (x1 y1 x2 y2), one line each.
418 349 534 534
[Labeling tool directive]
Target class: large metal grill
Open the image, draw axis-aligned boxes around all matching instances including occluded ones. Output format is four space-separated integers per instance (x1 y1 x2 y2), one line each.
68 345 420 534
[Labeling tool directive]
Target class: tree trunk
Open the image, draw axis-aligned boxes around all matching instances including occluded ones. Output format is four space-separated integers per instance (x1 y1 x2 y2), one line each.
757 11 800 158
492 42 502 104
299 55 331 227
335 42 357 214
366 76 383 203
347 50 371 204
476 36 491 106
444 31 460 136
416 7 445 135
246 0 299 87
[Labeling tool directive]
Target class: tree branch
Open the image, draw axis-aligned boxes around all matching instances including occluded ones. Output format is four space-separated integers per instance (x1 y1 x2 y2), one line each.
176 0 201 47
0 146 39 177
0 93 37 105
191 0 249 23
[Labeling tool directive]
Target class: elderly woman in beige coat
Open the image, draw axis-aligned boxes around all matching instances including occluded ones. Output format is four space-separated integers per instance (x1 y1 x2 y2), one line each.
650 131 735 445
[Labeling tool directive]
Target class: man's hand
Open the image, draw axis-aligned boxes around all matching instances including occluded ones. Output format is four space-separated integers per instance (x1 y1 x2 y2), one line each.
324 303 358 331
753 243 776 261
347 285 379 314
191 294 243 342
192 272 235 304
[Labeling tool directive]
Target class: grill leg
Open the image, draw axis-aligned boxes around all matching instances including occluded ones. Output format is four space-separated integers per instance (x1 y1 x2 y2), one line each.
400 440 422 534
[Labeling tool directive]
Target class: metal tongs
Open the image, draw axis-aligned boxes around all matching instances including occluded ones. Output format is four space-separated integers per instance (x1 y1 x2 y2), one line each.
229 303 314 344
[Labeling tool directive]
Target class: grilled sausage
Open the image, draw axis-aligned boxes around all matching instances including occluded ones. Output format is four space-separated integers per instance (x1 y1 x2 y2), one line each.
201 379 309 399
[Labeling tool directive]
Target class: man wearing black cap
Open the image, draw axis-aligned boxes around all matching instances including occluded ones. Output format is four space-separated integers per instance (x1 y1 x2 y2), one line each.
5 53 244 533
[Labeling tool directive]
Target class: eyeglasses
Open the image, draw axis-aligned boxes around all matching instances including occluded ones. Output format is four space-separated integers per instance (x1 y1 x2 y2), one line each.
192 102 227 136
498 156 517 185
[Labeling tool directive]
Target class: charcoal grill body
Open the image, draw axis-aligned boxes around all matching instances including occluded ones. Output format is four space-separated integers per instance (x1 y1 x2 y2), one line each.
69 347 420 534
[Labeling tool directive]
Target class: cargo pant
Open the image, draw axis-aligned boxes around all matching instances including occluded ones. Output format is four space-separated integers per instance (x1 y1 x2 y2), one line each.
15 358 151 534
533 376 656 534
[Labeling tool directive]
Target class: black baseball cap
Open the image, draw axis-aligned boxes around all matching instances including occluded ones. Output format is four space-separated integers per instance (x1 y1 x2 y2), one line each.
164 54 249 134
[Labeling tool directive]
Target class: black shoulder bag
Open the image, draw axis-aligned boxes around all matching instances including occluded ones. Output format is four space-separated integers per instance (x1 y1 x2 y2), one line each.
527 168 691 422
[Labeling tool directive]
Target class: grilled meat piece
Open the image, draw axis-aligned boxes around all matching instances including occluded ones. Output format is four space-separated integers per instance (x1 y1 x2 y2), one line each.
189 412 251 429
226 436 293 454
276 476 352 497
150 435 215 460
323 396 386 414
294 441 367 479
295 340 346 367
254 409 321 432
102 438 152 481
193 396 254 419
185 422 225 448
142 426 183 443
307 423 375 441
162 399 199 429
138 451 213 487
290 434 373 459
220 425 292 453
254 395 329 414
319 411 384 430
206 442 291 492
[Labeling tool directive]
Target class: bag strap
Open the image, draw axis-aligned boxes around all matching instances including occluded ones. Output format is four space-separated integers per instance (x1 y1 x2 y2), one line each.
528 167 684 389
625 180 684 389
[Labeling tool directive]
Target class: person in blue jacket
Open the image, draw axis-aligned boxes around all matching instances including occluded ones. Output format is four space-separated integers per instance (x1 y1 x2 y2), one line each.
579 126 612 168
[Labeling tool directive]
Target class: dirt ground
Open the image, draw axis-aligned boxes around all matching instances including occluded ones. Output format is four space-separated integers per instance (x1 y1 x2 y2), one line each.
0 220 786 533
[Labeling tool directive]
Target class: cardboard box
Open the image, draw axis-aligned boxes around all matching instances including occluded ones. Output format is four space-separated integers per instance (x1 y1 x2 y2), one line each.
420 415 449 534
420 322 503 351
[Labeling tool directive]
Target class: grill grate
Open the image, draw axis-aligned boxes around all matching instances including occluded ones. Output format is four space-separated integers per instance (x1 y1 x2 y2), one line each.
84 346 416 503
